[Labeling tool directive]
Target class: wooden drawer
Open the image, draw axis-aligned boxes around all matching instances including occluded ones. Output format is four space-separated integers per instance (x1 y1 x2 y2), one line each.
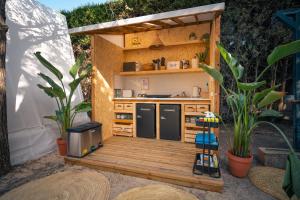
197 104 209 112
184 105 197 112
113 123 133 129
113 131 133 137
185 129 200 135
115 103 124 110
124 103 133 111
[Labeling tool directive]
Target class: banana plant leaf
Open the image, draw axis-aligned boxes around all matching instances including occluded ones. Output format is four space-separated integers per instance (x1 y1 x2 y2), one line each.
69 53 85 79
258 91 285 108
237 81 266 91
34 52 63 80
258 109 283 118
199 63 223 85
282 152 300 198
268 40 300 66
73 102 92 113
216 42 244 80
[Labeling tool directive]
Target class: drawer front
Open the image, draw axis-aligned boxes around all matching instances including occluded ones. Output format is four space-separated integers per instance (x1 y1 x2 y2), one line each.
113 131 133 137
185 129 200 135
124 103 133 111
113 123 133 129
185 105 197 112
115 103 124 110
197 104 209 112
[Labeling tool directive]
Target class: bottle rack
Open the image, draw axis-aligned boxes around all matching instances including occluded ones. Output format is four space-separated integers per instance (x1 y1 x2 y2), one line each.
193 116 221 178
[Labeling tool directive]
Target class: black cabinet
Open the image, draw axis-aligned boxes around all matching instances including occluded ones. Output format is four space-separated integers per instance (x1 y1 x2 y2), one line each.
136 104 156 138
160 104 181 141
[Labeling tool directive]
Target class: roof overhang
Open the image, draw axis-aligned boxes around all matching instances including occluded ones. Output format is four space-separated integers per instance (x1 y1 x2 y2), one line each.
69 2 225 35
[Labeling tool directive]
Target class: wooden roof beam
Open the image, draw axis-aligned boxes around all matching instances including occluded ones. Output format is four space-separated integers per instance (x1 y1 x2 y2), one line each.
170 17 185 25
149 20 171 28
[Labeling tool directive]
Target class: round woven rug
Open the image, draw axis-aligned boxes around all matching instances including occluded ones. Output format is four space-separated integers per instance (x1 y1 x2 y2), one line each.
0 170 110 200
114 184 199 200
249 166 289 200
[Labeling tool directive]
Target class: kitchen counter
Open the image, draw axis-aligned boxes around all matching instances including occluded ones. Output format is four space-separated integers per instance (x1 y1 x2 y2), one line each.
113 97 211 101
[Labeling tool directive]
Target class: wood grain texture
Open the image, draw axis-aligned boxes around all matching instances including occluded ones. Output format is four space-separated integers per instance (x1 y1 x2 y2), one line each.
92 35 123 140
65 136 224 192
0 0 10 175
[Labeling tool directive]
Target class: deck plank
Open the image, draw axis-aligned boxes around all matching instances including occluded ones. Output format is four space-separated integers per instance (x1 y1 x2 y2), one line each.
64 136 224 192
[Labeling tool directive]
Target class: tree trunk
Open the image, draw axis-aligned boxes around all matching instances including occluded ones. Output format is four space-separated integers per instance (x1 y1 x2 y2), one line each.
0 0 10 176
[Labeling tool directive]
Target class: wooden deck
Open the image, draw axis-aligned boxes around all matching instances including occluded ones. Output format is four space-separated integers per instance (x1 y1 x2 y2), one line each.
64 136 224 192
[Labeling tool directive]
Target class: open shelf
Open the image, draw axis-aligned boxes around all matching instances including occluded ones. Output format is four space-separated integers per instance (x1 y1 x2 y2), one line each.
119 68 203 76
123 40 205 51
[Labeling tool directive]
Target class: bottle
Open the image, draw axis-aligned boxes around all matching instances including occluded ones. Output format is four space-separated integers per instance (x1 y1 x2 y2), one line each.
191 56 199 69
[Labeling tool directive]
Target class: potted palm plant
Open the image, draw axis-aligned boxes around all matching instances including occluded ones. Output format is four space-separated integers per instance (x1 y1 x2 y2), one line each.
34 52 92 156
200 40 300 177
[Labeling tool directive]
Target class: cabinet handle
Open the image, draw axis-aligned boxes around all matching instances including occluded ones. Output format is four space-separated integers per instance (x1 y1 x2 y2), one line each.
161 116 166 120
163 109 175 112
137 115 142 118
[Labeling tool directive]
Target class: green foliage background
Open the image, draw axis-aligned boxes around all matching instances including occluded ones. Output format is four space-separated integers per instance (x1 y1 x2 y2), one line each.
61 0 299 120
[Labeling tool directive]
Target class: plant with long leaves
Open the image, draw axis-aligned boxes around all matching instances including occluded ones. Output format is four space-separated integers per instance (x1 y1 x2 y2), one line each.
34 52 92 139
200 40 300 158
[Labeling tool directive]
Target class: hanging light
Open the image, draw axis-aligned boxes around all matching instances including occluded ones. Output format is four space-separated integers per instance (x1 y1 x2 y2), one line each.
149 32 164 50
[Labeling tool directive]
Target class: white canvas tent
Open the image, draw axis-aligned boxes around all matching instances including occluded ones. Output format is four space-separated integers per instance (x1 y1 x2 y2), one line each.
5 0 89 165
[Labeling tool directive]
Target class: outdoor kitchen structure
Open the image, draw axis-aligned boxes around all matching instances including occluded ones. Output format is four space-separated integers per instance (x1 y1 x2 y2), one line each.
65 3 225 192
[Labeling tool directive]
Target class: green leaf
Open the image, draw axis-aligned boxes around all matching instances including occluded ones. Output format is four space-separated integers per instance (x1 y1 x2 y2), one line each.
69 77 83 94
34 52 63 80
37 84 55 98
253 85 281 105
216 42 244 80
44 115 58 121
79 63 92 78
267 40 300 66
38 73 65 95
259 109 283 118
199 63 223 85
73 102 92 113
37 84 66 99
55 110 64 124
258 91 285 108
69 53 85 79
237 81 266 91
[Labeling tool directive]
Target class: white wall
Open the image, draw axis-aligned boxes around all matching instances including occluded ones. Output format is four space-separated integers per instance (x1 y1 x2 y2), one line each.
115 73 210 97
5 0 88 165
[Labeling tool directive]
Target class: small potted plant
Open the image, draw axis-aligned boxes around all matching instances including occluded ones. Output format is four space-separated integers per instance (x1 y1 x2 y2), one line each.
35 52 92 156
195 33 210 66
200 40 300 177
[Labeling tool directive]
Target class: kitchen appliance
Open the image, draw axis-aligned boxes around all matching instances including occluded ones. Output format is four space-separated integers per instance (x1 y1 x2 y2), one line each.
114 89 122 98
67 122 102 158
123 62 137 72
167 61 181 70
160 104 181 141
122 89 134 98
192 86 201 98
136 104 156 138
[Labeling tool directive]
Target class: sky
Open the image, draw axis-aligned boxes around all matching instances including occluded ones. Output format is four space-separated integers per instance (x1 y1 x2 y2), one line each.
37 0 108 11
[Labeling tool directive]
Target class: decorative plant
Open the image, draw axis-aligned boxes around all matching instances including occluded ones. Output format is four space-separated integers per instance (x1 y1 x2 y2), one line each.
196 33 210 63
34 52 92 139
200 40 300 158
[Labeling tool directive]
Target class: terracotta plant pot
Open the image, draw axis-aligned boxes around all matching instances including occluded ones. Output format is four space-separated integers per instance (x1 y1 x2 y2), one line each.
227 151 253 178
56 138 67 156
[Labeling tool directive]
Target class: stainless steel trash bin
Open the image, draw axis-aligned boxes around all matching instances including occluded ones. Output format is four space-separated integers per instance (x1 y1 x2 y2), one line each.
67 122 102 157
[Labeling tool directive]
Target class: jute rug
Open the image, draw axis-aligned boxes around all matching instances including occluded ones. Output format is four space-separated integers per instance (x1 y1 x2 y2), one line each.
249 166 289 200
114 184 199 200
0 170 110 200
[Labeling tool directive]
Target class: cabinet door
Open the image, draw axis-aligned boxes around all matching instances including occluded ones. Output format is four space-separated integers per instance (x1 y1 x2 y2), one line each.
160 104 181 141
136 104 156 138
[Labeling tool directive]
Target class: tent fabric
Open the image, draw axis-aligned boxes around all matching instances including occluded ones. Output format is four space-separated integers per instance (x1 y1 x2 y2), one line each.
5 0 89 165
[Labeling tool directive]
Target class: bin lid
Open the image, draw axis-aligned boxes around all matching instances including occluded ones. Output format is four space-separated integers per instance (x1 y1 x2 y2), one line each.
67 122 102 133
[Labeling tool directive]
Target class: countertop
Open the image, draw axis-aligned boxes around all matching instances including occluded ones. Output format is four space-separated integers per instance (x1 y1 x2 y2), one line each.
113 97 210 101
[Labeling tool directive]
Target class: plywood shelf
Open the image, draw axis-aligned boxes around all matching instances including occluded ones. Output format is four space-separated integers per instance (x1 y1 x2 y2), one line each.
119 68 204 76
113 110 133 113
123 40 205 51
113 119 133 124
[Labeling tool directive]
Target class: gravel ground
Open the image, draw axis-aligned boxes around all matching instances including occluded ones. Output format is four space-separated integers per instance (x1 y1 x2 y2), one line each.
0 123 293 200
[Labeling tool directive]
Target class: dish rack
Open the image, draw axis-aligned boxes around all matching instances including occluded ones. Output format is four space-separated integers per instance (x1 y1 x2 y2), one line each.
193 116 221 178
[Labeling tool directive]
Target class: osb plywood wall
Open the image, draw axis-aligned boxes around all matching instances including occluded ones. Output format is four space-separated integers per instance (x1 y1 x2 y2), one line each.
92 35 123 140
124 23 210 65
